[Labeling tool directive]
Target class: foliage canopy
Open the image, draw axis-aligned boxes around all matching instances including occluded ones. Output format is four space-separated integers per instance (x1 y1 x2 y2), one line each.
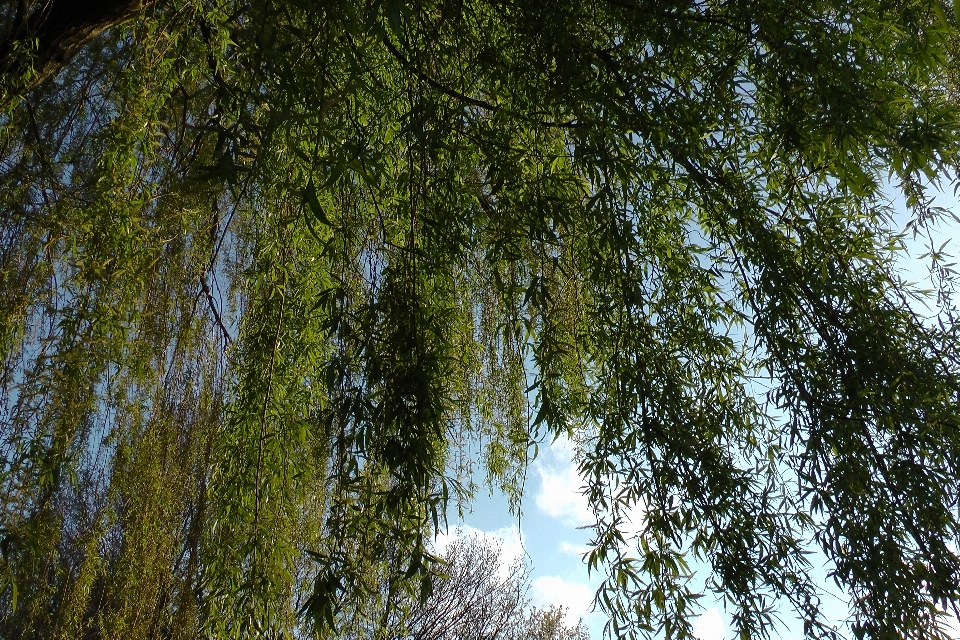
2 0 960 638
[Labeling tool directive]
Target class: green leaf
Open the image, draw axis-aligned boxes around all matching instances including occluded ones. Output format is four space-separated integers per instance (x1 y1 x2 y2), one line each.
302 181 331 225
386 0 403 38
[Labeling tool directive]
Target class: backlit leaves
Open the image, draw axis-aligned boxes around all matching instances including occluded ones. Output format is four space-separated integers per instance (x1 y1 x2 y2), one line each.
0 1 960 639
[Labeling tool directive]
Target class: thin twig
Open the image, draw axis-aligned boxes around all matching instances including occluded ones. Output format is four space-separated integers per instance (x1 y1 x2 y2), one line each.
200 277 233 345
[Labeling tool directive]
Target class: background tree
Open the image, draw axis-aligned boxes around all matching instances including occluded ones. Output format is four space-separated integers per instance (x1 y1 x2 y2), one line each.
336 533 589 640
0 1 959 639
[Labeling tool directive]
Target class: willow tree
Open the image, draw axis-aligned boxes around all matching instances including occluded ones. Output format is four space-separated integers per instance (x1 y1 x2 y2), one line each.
1 0 959 639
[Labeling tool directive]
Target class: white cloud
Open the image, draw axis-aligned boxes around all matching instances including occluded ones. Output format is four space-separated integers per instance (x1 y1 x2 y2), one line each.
559 541 590 557
534 435 647 540
945 611 960 640
616 505 646 541
531 575 597 625
536 465 593 526
534 436 593 526
430 524 525 577
692 607 725 640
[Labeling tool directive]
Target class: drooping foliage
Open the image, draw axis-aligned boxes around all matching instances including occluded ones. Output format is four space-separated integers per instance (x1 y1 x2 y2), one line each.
1 0 960 639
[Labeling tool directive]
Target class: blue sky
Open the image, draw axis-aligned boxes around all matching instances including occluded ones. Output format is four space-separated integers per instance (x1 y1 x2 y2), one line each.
432 185 960 640
434 434 609 638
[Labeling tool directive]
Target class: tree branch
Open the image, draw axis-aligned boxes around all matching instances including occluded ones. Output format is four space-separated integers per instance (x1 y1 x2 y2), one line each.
382 35 580 129
0 0 162 99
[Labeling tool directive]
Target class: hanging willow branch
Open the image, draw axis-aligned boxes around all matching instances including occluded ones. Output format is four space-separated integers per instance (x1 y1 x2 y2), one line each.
1 1 960 640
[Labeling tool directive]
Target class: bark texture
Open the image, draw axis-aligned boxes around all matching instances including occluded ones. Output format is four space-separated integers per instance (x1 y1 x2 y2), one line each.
0 0 160 97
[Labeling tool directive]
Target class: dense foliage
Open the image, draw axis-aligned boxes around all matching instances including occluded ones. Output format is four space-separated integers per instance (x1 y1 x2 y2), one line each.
2 0 960 638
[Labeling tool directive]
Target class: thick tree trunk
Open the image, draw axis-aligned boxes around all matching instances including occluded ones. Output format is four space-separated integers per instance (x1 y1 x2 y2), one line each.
0 0 160 97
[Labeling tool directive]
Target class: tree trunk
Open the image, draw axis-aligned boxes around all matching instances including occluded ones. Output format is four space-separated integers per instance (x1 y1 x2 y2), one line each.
0 0 161 98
